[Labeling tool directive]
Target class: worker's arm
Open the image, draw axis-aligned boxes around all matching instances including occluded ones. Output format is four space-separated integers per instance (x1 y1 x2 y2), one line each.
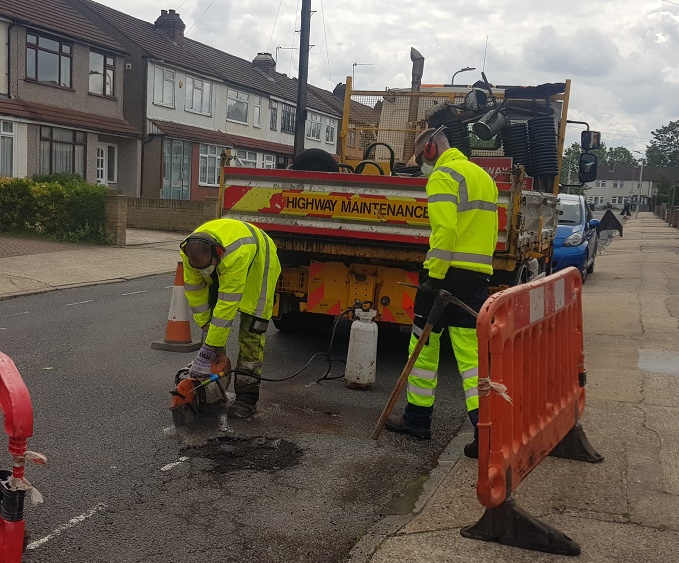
181 253 212 328
204 253 250 349
424 172 460 279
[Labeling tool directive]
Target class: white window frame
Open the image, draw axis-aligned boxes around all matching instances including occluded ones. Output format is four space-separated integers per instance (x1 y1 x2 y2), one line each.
199 144 226 186
236 149 258 168
0 120 16 178
325 119 336 144
281 103 295 134
185 76 212 115
270 100 278 130
95 143 117 185
263 154 275 169
306 112 321 140
253 96 261 128
227 89 249 124
153 66 175 107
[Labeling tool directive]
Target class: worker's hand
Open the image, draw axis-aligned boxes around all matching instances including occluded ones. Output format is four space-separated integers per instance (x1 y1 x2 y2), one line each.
189 345 219 380
419 278 442 294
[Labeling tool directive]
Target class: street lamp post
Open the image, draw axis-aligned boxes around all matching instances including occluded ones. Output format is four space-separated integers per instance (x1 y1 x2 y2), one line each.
632 150 645 218
451 66 476 86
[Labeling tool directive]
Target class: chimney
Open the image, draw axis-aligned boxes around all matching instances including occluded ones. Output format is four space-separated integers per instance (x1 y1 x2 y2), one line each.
252 53 276 78
155 9 186 46
333 82 346 99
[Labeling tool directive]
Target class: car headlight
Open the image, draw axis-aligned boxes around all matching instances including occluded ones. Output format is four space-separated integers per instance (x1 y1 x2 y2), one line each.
563 231 584 247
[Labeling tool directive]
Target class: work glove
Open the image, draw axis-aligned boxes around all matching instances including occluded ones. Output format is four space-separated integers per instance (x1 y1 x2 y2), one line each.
189 344 218 380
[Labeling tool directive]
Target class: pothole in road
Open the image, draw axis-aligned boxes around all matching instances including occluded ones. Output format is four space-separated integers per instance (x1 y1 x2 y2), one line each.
181 435 304 472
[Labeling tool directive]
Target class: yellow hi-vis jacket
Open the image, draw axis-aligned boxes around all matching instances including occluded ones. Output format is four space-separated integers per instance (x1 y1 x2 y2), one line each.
424 148 499 278
180 219 281 349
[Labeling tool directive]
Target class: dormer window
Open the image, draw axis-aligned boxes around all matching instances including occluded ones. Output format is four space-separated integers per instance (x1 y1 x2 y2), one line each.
26 32 72 88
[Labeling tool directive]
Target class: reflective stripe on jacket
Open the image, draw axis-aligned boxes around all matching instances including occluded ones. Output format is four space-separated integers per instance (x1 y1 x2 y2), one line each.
423 148 499 278
181 218 281 349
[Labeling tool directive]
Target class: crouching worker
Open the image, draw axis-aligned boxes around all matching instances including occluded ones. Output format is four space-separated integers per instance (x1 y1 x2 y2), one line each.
180 219 281 419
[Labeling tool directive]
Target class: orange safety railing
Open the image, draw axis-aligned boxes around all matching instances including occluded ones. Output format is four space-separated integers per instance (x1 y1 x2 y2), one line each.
461 267 603 556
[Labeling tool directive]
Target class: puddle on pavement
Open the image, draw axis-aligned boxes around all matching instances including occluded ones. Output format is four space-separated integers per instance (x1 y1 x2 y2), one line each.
181 435 304 472
387 473 429 514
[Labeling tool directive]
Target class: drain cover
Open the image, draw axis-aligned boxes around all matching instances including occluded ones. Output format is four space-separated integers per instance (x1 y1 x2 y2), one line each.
181 436 304 472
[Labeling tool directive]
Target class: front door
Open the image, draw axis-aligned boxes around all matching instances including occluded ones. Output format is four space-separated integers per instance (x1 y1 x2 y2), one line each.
162 139 191 200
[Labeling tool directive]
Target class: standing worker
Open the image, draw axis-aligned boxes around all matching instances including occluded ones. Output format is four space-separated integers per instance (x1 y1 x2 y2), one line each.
180 218 281 418
385 127 498 458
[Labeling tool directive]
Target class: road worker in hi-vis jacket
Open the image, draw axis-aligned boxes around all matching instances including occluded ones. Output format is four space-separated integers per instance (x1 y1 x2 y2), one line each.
385 126 498 458
180 219 281 419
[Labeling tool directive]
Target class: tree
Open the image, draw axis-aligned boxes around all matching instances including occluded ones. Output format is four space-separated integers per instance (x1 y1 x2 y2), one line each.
646 120 679 167
606 146 639 166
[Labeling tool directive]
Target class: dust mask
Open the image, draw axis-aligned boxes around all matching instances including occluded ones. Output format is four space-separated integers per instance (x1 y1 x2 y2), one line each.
420 163 434 177
199 264 216 276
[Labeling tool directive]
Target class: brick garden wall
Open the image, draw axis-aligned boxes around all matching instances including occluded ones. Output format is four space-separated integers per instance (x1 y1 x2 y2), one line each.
126 197 220 232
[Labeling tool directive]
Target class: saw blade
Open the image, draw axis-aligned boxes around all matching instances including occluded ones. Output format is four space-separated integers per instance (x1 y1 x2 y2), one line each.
171 404 197 427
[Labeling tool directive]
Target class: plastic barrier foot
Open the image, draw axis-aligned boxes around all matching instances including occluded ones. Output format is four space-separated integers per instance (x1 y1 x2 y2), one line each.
461 497 581 556
549 423 604 463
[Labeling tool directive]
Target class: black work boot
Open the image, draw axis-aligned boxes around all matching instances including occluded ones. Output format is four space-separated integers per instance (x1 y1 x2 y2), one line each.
227 399 257 419
463 437 478 458
384 416 431 439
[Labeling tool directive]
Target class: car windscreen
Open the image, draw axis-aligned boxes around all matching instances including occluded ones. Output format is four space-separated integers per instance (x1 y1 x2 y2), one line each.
558 200 583 225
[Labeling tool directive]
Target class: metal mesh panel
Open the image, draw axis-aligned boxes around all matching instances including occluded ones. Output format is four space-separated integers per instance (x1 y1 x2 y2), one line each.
344 89 564 166
277 267 308 294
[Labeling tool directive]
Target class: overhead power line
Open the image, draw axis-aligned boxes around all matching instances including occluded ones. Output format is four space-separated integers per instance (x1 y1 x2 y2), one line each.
186 0 218 35
267 0 285 53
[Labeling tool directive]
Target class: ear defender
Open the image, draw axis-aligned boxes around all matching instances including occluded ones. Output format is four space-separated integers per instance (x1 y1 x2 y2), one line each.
422 125 447 162
180 234 226 261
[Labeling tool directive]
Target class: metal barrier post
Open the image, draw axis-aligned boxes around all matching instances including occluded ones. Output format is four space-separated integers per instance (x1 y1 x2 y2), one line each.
0 352 35 562
461 267 603 556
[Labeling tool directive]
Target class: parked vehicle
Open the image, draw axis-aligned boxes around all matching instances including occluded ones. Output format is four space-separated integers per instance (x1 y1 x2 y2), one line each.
552 194 600 282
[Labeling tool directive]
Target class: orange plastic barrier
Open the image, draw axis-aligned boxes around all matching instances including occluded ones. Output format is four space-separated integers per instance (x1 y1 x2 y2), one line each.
152 262 201 352
461 267 603 556
0 352 35 562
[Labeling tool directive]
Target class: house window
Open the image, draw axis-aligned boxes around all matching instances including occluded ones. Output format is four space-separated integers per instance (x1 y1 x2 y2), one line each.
263 154 275 169
26 32 72 88
227 89 249 123
236 150 257 167
199 144 226 186
613 180 624 189
153 66 175 107
185 76 212 114
306 112 321 140
40 126 86 176
281 103 295 134
595 180 607 188
89 51 115 97
254 96 261 127
612 197 619 204
325 119 336 144
0 121 15 177
270 101 278 130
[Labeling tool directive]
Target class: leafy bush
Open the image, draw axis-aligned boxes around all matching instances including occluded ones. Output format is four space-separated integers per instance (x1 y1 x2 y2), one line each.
0 175 109 244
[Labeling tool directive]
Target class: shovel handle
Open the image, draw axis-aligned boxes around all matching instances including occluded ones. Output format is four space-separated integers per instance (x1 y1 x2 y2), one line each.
372 323 434 440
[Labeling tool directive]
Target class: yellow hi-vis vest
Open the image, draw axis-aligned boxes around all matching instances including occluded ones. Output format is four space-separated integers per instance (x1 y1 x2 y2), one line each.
423 148 498 278
181 219 281 349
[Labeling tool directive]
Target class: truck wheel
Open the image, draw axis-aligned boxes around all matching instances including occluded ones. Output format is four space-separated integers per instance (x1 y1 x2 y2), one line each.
272 311 335 334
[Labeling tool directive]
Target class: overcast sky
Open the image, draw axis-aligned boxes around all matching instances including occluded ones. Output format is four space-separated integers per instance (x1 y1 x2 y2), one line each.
97 0 679 154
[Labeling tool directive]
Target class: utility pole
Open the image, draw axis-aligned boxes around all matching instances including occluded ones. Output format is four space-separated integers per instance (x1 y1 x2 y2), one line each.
293 0 311 158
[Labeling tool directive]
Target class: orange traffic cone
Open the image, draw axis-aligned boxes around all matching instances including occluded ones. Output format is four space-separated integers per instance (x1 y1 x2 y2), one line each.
152 261 202 352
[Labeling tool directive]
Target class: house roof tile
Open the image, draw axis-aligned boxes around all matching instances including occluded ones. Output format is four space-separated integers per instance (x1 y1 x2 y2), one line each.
0 97 140 137
0 0 124 53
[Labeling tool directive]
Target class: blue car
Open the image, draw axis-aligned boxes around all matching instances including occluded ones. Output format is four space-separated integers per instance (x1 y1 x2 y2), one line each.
552 194 600 282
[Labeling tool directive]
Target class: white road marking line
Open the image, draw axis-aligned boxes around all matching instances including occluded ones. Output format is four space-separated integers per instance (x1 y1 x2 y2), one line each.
160 456 190 472
121 290 148 296
27 503 106 550
65 300 93 306
7 311 29 317
164 285 174 289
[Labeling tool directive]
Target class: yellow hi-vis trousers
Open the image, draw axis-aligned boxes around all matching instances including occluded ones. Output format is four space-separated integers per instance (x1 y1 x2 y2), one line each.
406 326 479 414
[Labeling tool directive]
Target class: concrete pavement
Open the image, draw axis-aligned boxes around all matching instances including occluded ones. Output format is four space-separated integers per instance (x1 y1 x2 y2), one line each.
0 229 187 300
352 213 679 562
2 217 678 562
